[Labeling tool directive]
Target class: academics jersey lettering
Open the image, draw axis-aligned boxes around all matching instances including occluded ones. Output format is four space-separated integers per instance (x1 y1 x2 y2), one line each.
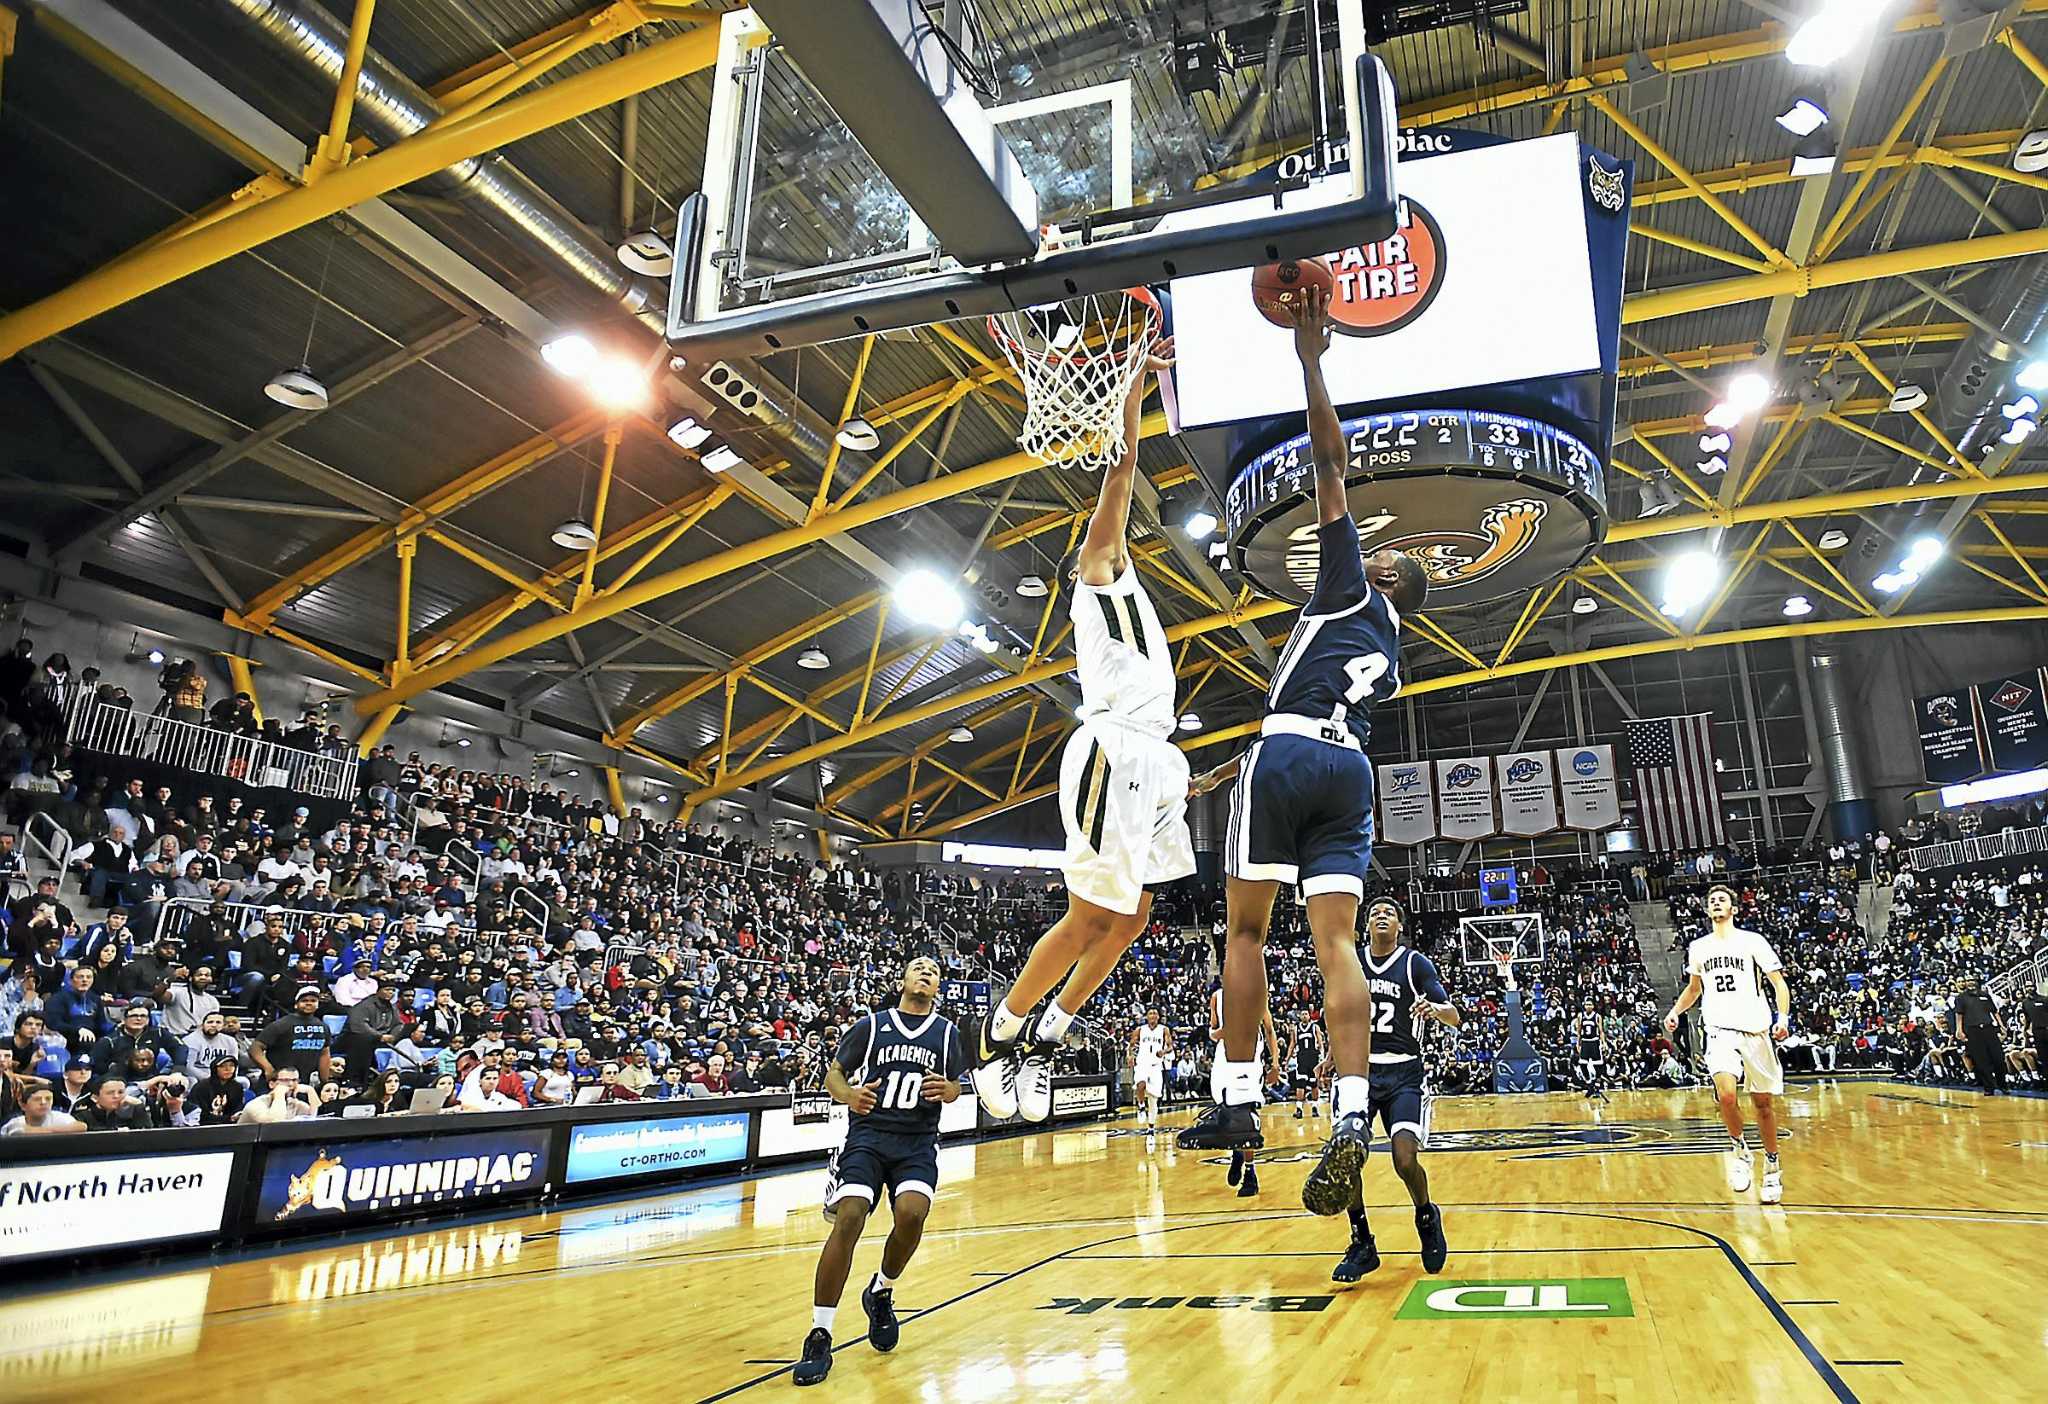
1072 563 1175 737
1265 516 1402 748
1360 945 1447 1061
1687 928 1783 1035
834 1009 966 1135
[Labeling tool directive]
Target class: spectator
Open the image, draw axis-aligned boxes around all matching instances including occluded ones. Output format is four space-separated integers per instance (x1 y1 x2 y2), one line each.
94 1000 172 1076
339 974 406 1075
192 1054 248 1125
163 966 221 1041
692 1053 732 1096
239 1066 317 1123
2 1083 82 1136
44 965 109 1052
252 986 335 1087
73 1077 150 1131
327 1068 406 1117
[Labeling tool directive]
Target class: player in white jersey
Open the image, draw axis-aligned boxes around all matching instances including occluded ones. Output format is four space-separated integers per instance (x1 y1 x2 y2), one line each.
968 338 1195 1123
1130 1008 1175 1130
1664 883 1794 1203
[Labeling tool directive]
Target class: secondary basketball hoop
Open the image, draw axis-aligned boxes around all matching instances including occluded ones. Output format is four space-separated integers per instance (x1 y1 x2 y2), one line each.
989 285 1161 472
1488 943 1518 993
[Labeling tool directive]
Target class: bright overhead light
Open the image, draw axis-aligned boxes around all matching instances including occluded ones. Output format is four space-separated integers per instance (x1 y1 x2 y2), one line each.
264 365 330 411
455 736 472 749
1703 402 1742 430
948 725 975 743
1638 476 1683 519
836 417 880 451
550 518 597 550
1887 384 1929 413
2002 395 2041 420
1904 534 1945 571
541 333 596 377
1572 596 1598 615
796 646 830 670
1790 133 1839 177
1696 455 1728 475
2001 417 2038 446
1726 371 1772 415
146 647 166 667
1183 509 1221 540
1787 0 1886 69
1659 549 1720 616
1775 96 1829 137
667 417 713 450
1782 595 1813 618
1016 575 1048 598
1178 712 1201 731
2017 358 2048 392
895 567 965 629
565 768 578 777
616 228 674 277
586 354 648 410
701 445 745 474
1698 432 1733 454
656 793 670 803
1817 529 1849 550
1871 570 1910 595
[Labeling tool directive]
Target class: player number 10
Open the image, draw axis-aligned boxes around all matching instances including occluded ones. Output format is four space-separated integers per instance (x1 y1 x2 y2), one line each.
877 1069 924 1110
1344 652 1391 703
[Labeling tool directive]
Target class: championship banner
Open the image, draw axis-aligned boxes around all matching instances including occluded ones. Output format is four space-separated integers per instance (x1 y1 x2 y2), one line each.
1979 670 2048 773
1435 757 1497 840
1916 688 1986 784
1555 745 1620 831
1377 761 1436 846
254 1129 550 1223
1496 750 1559 837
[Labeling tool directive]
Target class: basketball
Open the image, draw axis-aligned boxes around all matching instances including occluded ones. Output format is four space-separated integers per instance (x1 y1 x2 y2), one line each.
1250 256 1335 326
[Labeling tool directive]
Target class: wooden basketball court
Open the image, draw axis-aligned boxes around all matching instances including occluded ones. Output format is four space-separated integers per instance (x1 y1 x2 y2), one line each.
7 1081 2043 1402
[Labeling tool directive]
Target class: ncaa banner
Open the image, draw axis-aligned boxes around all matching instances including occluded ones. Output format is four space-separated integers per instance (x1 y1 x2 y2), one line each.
1435 757 1497 841
1496 750 1559 837
1555 745 1620 831
1378 761 1436 846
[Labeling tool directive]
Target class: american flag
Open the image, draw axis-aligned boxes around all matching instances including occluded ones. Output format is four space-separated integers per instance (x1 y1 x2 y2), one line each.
1625 714 1726 852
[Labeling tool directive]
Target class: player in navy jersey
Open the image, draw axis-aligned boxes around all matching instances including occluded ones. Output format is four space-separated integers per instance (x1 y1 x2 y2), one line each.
1334 897 1461 1282
1179 284 1430 1226
793 955 964 1388
1573 1001 1610 1104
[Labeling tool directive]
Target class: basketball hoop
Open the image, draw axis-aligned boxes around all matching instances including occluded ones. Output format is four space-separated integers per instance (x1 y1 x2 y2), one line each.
1489 944 1518 994
988 284 1162 473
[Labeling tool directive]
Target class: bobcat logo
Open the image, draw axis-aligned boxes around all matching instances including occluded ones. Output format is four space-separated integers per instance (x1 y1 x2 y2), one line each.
1385 498 1548 592
1445 763 1484 788
1505 758 1542 785
274 1150 343 1220
1926 695 1962 728
1587 156 1627 213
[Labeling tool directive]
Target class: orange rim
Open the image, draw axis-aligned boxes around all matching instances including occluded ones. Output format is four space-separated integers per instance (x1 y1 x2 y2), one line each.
988 286 1162 368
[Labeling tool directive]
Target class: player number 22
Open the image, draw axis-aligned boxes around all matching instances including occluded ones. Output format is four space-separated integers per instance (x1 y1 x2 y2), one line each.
1372 1000 1397 1035
1344 652 1391 703
1712 973 1738 994
876 1070 924 1111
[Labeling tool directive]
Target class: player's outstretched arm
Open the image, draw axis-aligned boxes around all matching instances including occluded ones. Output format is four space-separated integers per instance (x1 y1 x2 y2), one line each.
1767 970 1792 1040
1075 337 1176 587
1188 752 1242 798
1283 285 1346 526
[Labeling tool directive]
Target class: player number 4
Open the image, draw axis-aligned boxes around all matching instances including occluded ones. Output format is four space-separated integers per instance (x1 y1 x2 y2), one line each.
1344 652 1390 704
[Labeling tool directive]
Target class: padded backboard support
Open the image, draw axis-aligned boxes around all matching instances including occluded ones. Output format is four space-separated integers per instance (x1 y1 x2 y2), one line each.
750 0 1039 266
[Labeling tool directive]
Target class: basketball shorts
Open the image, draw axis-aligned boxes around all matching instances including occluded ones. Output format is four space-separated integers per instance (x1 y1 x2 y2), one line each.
824 1124 939 1218
1704 1028 1784 1095
1134 1056 1166 1092
1059 721 1196 915
1225 732 1372 899
1368 1057 1431 1145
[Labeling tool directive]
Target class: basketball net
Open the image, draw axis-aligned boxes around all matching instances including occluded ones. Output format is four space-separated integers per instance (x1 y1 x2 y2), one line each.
1490 946 1518 994
989 283 1161 474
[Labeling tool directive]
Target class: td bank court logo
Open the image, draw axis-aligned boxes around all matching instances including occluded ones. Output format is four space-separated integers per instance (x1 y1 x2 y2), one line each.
1397 1278 1633 1321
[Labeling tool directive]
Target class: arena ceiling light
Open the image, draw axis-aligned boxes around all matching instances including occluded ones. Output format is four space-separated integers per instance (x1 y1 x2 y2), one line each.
1638 476 1683 519
586 354 649 411
2000 394 2040 445
263 364 330 411
1572 596 1598 615
1786 0 1892 68
796 647 830 670
1887 383 1930 413
1659 549 1720 617
1697 432 1733 454
1817 528 1850 549
1696 454 1728 475
1782 594 1813 618
2016 356 2048 392
836 417 880 452
616 228 674 277
948 725 975 743
1790 132 1840 177
1015 575 1048 598
895 568 965 630
1178 712 1201 731
541 333 597 377
550 518 598 550
1775 90 1830 136
701 445 745 474
666 416 713 450
1182 507 1221 539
